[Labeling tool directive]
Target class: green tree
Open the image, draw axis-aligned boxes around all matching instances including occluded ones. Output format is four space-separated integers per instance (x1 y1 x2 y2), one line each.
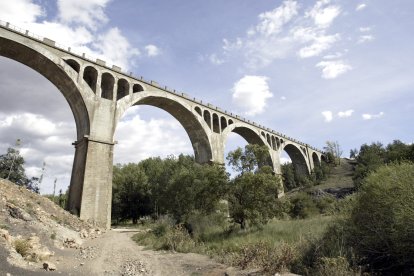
323 141 342 165
348 162 414 274
227 145 281 229
112 163 151 224
352 142 385 188
0 147 26 185
0 147 39 193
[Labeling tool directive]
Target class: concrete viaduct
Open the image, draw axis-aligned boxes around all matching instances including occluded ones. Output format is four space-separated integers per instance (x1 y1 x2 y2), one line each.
0 21 325 228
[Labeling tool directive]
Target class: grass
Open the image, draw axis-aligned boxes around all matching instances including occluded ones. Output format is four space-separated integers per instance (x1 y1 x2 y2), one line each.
133 215 333 255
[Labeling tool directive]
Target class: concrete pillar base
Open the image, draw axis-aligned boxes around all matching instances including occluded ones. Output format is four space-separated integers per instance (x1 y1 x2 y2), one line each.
67 137 114 229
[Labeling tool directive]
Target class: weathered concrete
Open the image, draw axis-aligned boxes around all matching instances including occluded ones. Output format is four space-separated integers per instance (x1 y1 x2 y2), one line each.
0 22 325 228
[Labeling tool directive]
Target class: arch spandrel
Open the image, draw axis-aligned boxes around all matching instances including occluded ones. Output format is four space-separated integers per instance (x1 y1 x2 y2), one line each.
115 91 213 164
0 36 90 140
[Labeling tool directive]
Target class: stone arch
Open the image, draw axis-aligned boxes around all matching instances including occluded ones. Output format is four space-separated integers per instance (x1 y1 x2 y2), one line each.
83 66 98 93
212 113 220 133
117 78 129 100
0 36 90 140
64 59 80 73
282 143 309 175
203 110 211 128
312 152 321 167
222 123 273 169
121 95 213 164
133 83 144 93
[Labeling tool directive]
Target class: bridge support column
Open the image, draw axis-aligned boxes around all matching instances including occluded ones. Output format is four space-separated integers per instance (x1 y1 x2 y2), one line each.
271 151 285 198
67 137 114 229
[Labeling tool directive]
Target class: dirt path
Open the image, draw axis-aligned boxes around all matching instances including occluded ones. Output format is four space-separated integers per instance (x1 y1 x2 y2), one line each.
56 229 244 276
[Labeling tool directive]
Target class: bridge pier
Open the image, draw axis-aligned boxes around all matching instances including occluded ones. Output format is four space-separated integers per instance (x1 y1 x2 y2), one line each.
67 137 114 229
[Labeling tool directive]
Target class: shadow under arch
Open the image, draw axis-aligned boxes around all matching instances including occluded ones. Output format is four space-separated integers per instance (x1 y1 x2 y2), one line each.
222 123 273 169
282 143 309 175
0 37 90 140
312 152 321 168
124 95 213 164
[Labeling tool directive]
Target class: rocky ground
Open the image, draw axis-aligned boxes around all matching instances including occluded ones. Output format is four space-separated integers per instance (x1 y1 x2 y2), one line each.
0 179 250 275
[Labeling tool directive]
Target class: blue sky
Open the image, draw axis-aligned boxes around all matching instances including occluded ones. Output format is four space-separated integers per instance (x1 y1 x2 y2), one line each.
0 0 413 193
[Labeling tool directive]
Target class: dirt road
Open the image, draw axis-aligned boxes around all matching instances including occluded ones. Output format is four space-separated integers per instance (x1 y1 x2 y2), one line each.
56 229 244 276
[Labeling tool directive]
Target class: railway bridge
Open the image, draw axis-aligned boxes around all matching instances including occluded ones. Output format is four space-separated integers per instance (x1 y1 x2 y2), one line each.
0 22 325 228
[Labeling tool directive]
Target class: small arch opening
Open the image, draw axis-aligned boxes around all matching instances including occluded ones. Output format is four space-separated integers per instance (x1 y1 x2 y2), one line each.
228 119 234 125
117 78 129 100
266 133 271 146
133 83 144 93
101 72 115 100
83 66 98 93
212 113 220 133
220 116 227 131
65 59 80 73
203 110 211 128
195 106 202 116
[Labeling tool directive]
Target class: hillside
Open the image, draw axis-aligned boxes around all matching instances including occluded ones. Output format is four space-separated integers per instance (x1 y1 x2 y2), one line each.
0 178 101 274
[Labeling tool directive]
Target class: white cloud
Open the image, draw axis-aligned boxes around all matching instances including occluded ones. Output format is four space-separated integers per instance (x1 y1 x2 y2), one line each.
209 54 225 65
255 0 299 36
280 96 287 100
114 114 192 163
306 0 341 28
57 0 111 29
359 26 371 32
219 0 343 69
93 28 140 70
232 76 273 116
358 35 375 44
362 112 384 120
0 0 43 25
316 60 352 79
321 111 333 122
295 27 340 58
323 52 342 59
338 109 354 118
356 3 367 11
145 44 161 57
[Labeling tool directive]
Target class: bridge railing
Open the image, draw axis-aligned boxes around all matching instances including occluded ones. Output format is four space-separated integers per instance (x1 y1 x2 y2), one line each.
0 20 324 154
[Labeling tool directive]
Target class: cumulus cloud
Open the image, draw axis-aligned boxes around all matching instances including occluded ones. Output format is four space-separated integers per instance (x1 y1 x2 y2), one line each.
316 60 352 79
232 76 273 116
0 0 44 25
338 109 354 118
362 112 384 120
306 0 341 28
218 0 342 69
93 28 140 69
321 110 333 122
145 44 161 57
358 35 375 44
114 112 192 163
209 54 225 65
359 26 371 32
57 0 111 29
255 0 299 36
356 3 367 11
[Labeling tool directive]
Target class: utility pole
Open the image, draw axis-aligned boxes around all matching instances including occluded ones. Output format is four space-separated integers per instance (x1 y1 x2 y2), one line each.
38 161 46 193
53 178 57 203
7 139 21 180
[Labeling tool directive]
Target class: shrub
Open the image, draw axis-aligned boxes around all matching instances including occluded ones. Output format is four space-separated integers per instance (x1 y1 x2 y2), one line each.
348 162 414 274
289 193 319 219
14 238 31 257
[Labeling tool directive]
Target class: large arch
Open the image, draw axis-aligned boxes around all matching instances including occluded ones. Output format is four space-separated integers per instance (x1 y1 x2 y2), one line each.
282 143 309 175
119 95 213 164
222 123 274 169
0 37 90 140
